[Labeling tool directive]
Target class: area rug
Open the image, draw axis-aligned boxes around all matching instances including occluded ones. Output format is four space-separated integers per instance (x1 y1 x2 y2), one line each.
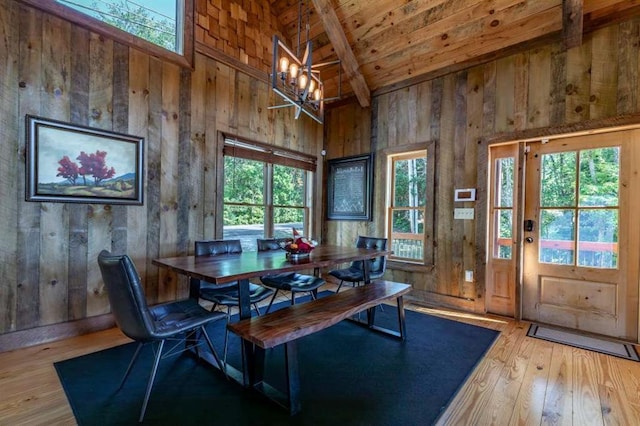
55 301 499 425
527 323 640 361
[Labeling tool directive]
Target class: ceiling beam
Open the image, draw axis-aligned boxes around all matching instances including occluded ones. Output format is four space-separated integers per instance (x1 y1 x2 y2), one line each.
563 0 584 49
311 0 370 108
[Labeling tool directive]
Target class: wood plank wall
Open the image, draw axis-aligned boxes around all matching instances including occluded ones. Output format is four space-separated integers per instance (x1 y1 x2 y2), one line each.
324 17 640 312
0 0 322 349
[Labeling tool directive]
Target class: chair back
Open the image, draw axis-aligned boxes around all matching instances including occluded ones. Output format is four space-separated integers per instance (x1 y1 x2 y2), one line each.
97 250 155 341
351 236 388 277
256 238 292 252
194 240 243 291
194 239 243 256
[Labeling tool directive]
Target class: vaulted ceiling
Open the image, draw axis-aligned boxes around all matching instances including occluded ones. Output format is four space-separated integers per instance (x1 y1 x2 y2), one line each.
268 0 640 107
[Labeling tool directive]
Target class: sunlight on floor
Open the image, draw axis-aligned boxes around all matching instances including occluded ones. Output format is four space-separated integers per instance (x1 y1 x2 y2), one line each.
413 306 508 325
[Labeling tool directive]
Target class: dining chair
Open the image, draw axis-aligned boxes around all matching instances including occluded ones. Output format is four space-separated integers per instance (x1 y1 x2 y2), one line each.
97 250 227 423
194 239 275 362
328 236 388 292
257 238 326 313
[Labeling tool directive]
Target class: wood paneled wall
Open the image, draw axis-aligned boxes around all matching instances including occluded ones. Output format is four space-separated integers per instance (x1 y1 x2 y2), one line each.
324 18 640 312
0 0 322 349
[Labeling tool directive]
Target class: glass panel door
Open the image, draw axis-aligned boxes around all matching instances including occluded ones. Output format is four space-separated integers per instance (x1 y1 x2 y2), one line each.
522 131 638 340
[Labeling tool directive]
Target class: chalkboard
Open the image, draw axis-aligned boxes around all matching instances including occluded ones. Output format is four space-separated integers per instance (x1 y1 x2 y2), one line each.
327 154 373 220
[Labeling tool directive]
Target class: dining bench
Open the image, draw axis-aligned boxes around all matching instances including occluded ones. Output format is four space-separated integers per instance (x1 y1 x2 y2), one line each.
226 280 411 415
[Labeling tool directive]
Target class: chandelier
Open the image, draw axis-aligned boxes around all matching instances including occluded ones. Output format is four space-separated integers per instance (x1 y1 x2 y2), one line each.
269 0 341 124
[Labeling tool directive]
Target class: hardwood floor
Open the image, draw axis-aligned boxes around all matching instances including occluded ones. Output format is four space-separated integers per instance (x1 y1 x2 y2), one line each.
1 290 639 425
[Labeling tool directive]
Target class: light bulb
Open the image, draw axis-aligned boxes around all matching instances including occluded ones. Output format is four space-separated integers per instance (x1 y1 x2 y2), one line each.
313 88 322 101
308 79 316 93
298 73 308 90
279 56 289 74
289 63 299 85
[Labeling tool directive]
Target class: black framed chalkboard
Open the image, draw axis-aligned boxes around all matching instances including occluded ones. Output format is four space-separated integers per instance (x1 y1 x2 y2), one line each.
327 153 373 221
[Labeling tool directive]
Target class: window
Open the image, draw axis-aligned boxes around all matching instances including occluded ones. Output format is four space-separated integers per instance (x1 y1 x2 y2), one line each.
387 150 428 264
538 147 619 268
57 0 182 53
492 156 515 259
22 0 193 67
222 137 316 251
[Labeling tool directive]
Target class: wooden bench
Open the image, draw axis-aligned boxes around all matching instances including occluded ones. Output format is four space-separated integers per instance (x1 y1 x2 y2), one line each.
227 280 412 415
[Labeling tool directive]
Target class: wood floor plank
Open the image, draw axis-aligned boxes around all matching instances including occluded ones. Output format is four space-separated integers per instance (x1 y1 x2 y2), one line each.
508 338 554 425
541 344 574 425
573 348 606 425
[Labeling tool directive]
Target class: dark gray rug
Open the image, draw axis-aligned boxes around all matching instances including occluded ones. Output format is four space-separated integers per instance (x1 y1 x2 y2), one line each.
527 323 640 361
55 303 499 425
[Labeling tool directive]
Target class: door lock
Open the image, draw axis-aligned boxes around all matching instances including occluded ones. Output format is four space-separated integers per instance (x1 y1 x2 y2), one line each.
524 220 535 232
525 237 534 243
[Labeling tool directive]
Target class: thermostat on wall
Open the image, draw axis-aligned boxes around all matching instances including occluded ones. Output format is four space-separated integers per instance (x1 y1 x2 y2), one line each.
454 188 476 202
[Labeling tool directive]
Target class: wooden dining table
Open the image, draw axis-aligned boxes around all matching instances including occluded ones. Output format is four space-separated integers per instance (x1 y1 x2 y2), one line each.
152 244 391 386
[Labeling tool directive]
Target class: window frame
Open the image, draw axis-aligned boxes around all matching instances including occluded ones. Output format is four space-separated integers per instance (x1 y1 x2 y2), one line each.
18 0 194 69
385 143 435 267
221 135 317 245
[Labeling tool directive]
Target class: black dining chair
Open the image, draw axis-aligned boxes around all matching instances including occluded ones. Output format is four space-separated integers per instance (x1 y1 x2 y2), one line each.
97 250 227 423
257 238 326 312
194 239 275 362
328 236 388 292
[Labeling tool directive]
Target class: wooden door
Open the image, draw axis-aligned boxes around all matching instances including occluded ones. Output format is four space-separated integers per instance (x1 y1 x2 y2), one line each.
486 144 519 317
522 130 640 341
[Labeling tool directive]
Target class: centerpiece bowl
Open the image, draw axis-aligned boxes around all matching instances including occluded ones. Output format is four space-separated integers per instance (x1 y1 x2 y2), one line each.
280 233 317 260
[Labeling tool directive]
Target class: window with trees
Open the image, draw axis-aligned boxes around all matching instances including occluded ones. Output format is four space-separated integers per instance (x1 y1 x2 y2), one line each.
22 0 192 67
387 150 428 264
492 156 515 259
223 137 316 251
538 147 619 268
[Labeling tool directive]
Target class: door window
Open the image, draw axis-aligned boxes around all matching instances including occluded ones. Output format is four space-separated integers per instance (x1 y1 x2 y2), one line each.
538 147 619 269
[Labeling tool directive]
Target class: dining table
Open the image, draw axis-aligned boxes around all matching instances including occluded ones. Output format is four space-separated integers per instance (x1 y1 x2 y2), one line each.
152 244 392 386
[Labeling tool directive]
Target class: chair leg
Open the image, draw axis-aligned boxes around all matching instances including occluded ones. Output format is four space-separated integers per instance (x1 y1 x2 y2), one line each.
138 339 164 423
335 280 345 293
223 306 231 364
119 342 144 390
200 325 227 378
253 303 262 316
265 289 280 313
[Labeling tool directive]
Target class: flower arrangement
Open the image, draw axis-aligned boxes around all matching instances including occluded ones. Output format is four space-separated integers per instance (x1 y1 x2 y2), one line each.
282 227 316 257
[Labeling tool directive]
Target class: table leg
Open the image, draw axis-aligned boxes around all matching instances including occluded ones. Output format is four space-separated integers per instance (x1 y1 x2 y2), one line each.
237 278 254 387
363 259 371 284
397 295 406 340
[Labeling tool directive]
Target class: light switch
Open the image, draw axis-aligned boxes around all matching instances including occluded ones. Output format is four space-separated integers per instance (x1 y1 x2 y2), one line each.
454 207 475 220
465 270 474 282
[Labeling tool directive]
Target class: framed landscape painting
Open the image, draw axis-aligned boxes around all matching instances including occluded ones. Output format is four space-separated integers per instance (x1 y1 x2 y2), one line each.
25 115 144 205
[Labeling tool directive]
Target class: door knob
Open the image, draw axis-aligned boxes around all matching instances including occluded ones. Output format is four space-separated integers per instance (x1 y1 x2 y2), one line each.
525 237 534 243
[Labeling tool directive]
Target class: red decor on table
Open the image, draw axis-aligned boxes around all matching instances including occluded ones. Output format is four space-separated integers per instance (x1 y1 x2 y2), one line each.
282 227 316 257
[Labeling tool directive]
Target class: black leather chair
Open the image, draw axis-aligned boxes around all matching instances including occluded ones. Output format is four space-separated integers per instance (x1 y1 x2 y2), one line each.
97 250 227 423
257 238 326 312
194 239 274 361
328 236 388 292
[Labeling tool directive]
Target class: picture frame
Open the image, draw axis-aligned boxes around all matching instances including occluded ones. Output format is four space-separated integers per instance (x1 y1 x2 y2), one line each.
327 153 373 221
25 115 144 205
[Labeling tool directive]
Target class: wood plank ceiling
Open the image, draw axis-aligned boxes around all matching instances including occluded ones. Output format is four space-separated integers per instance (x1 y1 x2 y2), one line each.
268 0 640 106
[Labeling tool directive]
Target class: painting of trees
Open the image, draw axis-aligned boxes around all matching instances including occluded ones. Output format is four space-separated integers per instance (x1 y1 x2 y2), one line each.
77 150 116 185
56 155 79 185
27 115 143 204
56 150 116 186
